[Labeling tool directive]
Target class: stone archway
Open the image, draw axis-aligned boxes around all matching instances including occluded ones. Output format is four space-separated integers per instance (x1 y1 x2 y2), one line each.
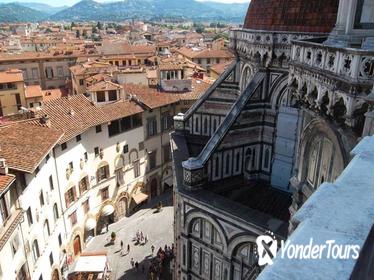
298 118 352 192
73 235 81 256
117 196 128 219
51 268 60 280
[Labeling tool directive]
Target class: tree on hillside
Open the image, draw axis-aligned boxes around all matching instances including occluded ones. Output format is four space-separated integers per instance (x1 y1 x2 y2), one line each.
71 22 76 28
76 30 80 38
97 21 103 30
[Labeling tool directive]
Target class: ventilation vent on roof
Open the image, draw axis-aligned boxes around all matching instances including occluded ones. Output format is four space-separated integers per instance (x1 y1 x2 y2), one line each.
68 109 75 116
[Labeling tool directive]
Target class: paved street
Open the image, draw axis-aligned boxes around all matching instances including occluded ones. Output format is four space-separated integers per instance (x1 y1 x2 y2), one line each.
84 191 174 280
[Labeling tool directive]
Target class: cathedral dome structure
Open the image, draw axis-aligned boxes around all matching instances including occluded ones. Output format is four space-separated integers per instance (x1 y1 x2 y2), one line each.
244 0 339 33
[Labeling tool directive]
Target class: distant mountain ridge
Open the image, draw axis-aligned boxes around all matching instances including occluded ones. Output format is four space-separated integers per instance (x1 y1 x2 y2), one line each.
15 2 68 15
0 3 48 22
0 0 249 23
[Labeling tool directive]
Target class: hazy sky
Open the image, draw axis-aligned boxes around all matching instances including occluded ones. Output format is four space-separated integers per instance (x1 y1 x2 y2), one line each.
2 0 250 7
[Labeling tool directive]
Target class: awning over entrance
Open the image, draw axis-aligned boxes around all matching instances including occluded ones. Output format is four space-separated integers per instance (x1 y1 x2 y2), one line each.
132 192 148 205
85 218 96 231
102 204 114 216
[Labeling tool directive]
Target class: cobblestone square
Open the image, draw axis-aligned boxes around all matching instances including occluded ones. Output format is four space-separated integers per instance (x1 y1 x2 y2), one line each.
84 192 174 280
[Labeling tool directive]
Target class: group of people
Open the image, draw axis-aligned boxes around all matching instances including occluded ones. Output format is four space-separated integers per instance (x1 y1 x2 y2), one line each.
148 245 175 280
117 229 174 279
135 230 148 245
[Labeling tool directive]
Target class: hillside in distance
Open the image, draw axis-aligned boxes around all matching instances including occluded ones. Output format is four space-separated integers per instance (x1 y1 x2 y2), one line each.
0 3 48 22
0 0 249 23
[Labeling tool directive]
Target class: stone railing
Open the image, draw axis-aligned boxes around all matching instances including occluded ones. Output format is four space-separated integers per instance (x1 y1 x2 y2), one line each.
229 29 321 67
291 38 374 84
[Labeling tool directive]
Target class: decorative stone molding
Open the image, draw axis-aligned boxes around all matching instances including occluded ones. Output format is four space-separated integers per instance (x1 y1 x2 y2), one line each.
182 158 205 190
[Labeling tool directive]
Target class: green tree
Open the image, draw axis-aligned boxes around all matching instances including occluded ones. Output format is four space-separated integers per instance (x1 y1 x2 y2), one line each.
97 21 103 30
76 30 80 38
82 29 87 38
71 22 76 28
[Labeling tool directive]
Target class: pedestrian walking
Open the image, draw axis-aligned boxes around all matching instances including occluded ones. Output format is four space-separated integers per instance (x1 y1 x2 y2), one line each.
135 261 139 271
127 244 130 253
151 245 155 255
131 258 135 268
120 240 123 249
140 231 144 240
145 234 148 244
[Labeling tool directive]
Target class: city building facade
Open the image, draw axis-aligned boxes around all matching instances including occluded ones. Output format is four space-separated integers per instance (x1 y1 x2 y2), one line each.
172 0 374 279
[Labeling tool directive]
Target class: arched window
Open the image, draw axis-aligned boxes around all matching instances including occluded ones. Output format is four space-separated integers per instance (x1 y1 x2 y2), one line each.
43 220 50 241
234 243 257 266
225 154 230 174
53 203 59 221
264 148 270 169
32 239 40 263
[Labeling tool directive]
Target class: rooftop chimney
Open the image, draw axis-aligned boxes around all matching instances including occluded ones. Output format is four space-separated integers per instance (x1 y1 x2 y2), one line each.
41 114 51 127
0 158 8 175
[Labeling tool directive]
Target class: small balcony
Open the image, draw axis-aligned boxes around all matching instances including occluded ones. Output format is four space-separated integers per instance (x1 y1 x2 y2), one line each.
288 37 374 130
229 29 322 67
290 37 374 85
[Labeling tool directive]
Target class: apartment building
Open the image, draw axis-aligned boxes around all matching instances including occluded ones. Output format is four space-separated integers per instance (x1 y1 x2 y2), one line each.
176 47 234 75
0 69 26 116
0 52 97 90
0 74 210 280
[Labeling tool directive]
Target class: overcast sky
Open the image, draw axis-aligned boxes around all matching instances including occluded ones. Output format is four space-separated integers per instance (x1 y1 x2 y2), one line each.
2 0 250 7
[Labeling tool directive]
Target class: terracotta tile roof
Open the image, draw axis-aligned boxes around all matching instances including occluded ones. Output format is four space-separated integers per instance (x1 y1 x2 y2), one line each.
70 61 113 76
25 85 43 98
101 100 144 121
42 88 69 102
85 73 112 85
210 61 233 75
124 84 180 109
0 122 63 173
36 95 109 144
87 80 122 92
123 78 210 108
0 174 15 194
0 69 24 84
159 63 183 71
176 47 234 59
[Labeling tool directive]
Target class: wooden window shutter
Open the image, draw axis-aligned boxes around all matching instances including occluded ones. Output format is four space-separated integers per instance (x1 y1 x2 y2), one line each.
72 187 77 201
65 192 70 208
105 165 110 179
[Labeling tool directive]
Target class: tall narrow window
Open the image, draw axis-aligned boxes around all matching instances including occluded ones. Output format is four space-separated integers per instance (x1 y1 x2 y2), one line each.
53 203 59 221
245 148 252 172
215 156 220 177
225 154 230 174
252 149 256 168
43 220 50 241
235 152 240 172
32 240 40 263
264 149 270 169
